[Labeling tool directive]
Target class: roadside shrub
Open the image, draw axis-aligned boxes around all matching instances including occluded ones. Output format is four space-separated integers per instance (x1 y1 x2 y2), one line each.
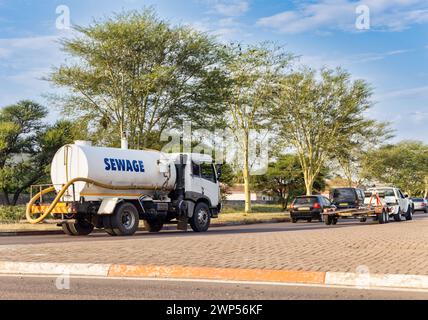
0 205 26 223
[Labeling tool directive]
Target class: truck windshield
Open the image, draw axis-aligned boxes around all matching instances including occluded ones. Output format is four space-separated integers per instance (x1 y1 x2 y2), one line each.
332 189 356 201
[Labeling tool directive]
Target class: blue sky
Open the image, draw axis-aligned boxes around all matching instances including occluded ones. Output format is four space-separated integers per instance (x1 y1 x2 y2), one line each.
0 0 428 142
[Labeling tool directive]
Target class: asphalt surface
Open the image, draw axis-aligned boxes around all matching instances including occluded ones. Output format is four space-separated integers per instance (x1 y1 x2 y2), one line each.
0 214 404 246
1 275 428 300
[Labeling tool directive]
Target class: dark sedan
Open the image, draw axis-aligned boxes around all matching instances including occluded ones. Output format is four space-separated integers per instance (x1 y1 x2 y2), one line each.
290 195 336 223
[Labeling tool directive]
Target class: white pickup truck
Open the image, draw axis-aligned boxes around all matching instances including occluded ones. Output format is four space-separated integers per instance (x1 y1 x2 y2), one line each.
366 187 414 222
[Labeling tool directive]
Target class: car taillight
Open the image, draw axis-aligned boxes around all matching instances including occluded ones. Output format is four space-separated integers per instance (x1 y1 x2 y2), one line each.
313 203 321 209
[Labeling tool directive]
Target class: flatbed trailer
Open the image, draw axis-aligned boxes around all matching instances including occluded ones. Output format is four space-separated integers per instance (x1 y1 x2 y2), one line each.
322 192 391 226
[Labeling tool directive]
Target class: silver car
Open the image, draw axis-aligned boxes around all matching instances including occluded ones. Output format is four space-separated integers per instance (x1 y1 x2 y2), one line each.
411 198 428 213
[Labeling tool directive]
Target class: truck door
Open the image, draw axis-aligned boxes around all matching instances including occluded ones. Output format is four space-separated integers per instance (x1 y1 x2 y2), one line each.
199 162 220 207
397 189 407 211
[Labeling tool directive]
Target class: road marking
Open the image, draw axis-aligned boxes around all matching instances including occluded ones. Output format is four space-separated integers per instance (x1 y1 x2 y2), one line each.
108 264 326 284
2 273 428 294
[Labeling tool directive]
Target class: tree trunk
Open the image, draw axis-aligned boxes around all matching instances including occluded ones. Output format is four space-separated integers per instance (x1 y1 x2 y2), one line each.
12 189 23 206
305 176 314 196
2 189 10 206
424 176 428 198
243 133 251 214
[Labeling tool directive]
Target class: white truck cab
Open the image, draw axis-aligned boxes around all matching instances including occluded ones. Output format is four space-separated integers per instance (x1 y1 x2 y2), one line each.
366 187 413 222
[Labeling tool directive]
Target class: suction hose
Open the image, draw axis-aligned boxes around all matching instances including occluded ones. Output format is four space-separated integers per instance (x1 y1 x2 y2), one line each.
26 177 166 224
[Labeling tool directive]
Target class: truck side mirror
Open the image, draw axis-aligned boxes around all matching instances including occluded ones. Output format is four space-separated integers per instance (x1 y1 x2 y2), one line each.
216 164 223 180
404 193 409 198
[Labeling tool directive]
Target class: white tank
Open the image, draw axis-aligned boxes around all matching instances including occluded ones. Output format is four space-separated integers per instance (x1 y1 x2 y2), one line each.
50 142 177 200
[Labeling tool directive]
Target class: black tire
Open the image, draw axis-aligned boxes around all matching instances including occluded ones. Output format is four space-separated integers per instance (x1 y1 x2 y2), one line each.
360 217 367 223
291 218 298 223
307 218 312 223
190 202 211 232
424 208 428 214
107 202 140 236
405 206 413 221
378 211 388 224
325 215 333 225
144 220 164 233
61 223 73 235
393 209 402 222
62 220 94 236
332 217 338 225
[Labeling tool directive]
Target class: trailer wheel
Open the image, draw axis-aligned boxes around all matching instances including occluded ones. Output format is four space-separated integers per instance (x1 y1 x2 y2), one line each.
405 206 413 221
291 218 298 223
325 215 333 225
360 217 367 223
107 202 140 236
378 210 388 224
332 217 338 225
62 220 94 236
144 220 164 233
190 202 211 232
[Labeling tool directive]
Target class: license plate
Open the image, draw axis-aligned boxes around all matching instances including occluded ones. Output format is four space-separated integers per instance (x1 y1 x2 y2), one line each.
298 207 311 211
339 203 348 206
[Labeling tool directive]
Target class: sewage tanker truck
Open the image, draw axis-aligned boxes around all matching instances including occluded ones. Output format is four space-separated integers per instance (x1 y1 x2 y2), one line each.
26 141 222 236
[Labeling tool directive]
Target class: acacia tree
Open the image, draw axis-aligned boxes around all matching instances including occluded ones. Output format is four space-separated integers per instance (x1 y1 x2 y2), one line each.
0 101 82 205
275 68 388 195
222 44 293 213
50 9 227 149
253 154 327 210
361 141 428 196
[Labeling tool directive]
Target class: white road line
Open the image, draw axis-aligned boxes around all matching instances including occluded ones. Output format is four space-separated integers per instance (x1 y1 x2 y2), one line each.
1 273 428 294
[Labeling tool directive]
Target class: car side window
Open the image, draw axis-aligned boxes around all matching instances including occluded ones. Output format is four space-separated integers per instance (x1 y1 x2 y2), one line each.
357 190 364 201
200 163 216 183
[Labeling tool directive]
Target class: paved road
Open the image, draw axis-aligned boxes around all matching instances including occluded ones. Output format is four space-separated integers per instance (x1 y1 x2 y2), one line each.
1 214 428 275
1 275 428 300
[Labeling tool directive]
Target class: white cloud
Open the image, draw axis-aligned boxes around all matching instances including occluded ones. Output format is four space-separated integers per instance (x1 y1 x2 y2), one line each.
202 0 250 17
257 0 428 34
0 35 65 108
376 85 428 100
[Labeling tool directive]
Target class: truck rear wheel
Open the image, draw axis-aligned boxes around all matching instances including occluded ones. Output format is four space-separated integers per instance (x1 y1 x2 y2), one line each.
104 202 140 236
190 202 211 232
144 220 164 233
62 220 94 236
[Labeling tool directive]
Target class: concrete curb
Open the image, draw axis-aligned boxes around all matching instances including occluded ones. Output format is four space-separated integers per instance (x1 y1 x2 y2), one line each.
0 217 290 237
1 261 428 291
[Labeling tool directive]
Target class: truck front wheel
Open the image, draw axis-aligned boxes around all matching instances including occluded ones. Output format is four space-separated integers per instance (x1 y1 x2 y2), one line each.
104 202 140 236
190 202 211 232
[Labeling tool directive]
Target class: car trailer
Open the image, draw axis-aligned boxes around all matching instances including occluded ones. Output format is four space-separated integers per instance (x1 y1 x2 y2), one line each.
322 191 390 226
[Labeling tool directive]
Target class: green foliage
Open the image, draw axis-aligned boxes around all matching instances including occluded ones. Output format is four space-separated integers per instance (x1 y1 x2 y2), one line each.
50 9 227 149
253 154 327 210
0 101 82 205
218 162 236 200
0 205 26 223
222 43 294 212
362 141 428 196
275 68 390 195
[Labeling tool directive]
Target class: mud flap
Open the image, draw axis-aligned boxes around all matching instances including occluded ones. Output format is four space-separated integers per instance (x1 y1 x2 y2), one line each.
177 200 189 231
